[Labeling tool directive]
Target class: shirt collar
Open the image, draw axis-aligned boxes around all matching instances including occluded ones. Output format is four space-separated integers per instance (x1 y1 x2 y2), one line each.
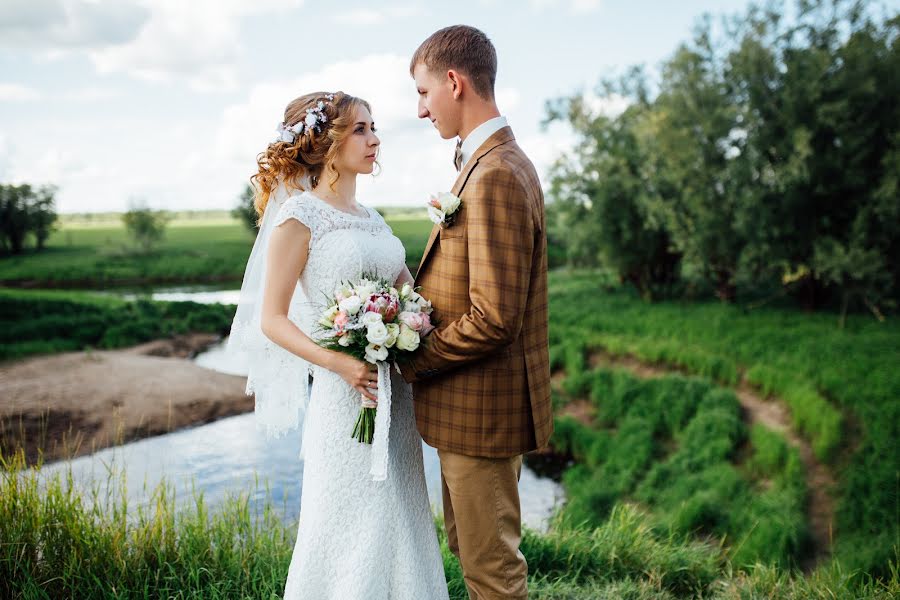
459 115 508 169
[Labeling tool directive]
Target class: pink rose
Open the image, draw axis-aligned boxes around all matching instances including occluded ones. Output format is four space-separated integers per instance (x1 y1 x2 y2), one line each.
399 311 422 330
419 312 434 335
333 311 350 331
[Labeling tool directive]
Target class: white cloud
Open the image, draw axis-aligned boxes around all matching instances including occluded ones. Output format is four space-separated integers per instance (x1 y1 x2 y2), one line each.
0 0 149 49
496 87 521 113
63 86 121 102
2 0 305 92
332 8 384 25
0 83 41 101
89 0 305 91
208 53 453 208
584 92 630 118
331 4 422 25
529 0 602 14
516 120 577 185
571 0 602 14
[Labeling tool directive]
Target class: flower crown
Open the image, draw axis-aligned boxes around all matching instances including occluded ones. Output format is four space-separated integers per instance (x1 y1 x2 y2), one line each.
274 93 336 144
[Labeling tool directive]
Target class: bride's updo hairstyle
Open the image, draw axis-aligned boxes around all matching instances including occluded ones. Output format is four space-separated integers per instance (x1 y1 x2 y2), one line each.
251 91 372 218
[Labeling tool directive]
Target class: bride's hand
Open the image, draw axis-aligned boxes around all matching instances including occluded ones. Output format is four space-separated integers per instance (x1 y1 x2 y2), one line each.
331 353 379 403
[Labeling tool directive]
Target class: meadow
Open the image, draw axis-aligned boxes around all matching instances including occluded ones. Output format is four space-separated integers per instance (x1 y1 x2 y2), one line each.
1 218 897 594
547 271 899 578
0 215 433 287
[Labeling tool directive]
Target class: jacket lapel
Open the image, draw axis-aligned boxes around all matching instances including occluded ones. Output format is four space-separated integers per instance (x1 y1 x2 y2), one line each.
415 127 516 280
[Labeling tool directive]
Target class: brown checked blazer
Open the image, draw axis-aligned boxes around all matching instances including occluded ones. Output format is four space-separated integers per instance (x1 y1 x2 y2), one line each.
400 126 553 458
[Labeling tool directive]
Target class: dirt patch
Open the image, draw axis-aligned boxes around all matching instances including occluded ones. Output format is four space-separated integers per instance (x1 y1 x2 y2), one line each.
0 336 252 466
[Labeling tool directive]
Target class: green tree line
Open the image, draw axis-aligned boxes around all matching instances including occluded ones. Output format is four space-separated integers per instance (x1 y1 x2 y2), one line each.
546 0 899 319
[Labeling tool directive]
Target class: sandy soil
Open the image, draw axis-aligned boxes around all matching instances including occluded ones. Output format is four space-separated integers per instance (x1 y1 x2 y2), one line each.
0 334 252 465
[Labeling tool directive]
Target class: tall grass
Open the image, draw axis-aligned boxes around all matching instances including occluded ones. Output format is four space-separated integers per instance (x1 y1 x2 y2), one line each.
2 450 895 599
551 368 809 569
548 271 900 577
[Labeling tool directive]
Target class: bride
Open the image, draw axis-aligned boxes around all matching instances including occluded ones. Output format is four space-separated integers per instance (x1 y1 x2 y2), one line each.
228 91 449 599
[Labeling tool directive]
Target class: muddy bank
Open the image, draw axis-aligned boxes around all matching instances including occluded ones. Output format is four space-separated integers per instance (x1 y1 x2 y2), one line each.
0 334 252 466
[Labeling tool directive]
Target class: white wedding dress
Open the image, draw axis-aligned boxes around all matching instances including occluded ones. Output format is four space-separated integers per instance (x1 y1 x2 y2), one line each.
272 191 449 600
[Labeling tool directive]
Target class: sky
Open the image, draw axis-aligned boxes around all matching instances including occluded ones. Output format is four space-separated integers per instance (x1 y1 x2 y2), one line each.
1 0 891 214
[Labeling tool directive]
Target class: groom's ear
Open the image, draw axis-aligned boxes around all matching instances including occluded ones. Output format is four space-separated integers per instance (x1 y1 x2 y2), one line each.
446 69 464 100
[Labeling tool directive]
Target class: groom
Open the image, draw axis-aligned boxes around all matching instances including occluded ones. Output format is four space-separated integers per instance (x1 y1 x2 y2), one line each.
399 25 552 600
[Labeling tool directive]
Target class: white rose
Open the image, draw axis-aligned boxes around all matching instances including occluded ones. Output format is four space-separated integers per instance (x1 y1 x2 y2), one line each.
438 192 461 215
427 205 445 225
356 282 377 299
305 112 318 128
400 283 412 299
403 301 421 314
360 311 383 326
338 295 362 315
338 334 352 347
334 283 353 300
384 323 400 348
365 343 388 363
395 324 421 352
366 321 389 346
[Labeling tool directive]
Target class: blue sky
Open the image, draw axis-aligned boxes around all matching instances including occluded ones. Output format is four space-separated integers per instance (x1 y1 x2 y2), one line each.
1 0 893 213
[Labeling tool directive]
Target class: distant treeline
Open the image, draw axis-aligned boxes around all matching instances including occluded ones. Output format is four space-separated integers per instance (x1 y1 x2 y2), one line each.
546 0 899 317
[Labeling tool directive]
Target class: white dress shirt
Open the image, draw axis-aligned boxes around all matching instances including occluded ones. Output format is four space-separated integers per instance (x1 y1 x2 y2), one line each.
459 115 508 169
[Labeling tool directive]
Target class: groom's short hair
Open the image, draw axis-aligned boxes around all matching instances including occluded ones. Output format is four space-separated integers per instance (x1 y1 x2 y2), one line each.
410 25 497 100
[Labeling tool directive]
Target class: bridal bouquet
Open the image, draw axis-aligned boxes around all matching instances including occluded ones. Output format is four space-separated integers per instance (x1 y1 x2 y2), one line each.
316 275 434 443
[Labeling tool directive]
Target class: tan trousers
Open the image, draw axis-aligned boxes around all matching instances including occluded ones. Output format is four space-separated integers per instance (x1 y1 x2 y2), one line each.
438 450 528 600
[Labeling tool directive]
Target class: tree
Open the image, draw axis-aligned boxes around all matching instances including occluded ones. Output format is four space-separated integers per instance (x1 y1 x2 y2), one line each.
545 73 683 300
0 183 58 255
231 184 259 232
122 203 171 254
28 186 58 250
545 0 899 309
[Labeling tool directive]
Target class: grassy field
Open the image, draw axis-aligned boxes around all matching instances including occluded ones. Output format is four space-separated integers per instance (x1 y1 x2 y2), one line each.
3 451 896 599
0 289 236 361
1 247 896 590
547 271 899 578
0 216 433 286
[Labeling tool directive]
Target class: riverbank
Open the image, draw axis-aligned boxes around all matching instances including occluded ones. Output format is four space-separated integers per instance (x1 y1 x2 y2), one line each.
0 333 251 465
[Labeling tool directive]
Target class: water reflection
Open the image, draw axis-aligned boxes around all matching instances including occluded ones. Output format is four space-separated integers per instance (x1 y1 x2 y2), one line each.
32 296 564 532
35 413 564 532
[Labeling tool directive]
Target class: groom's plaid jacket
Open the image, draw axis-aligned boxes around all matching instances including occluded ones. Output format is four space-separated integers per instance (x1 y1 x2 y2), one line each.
399 126 553 458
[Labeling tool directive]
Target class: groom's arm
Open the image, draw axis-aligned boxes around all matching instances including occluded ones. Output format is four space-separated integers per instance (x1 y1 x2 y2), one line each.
402 166 535 383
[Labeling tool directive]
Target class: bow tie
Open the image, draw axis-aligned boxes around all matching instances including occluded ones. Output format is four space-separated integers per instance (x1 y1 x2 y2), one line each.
453 139 463 172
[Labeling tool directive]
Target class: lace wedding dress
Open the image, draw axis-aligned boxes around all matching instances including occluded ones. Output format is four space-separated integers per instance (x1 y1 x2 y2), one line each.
271 191 449 600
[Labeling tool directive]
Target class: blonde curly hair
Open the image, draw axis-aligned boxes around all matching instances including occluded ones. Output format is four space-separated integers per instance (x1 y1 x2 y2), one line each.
251 91 373 219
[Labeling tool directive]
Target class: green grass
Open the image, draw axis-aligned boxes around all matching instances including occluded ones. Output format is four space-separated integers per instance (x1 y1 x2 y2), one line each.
551 369 809 569
0 288 236 361
0 217 433 286
3 451 896 599
548 270 900 578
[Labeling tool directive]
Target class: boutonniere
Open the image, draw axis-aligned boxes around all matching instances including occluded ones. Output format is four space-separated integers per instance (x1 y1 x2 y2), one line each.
426 192 462 228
